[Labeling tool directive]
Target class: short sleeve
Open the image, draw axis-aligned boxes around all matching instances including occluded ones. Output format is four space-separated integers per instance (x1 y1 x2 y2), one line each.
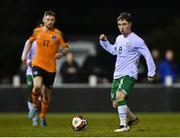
58 31 68 48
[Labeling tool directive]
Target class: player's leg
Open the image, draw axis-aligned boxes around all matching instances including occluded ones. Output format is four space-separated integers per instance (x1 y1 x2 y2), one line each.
111 79 128 132
40 71 55 127
114 76 136 132
31 76 43 106
28 76 43 119
28 67 43 119
26 75 34 112
31 67 44 108
26 75 38 125
40 87 51 127
127 106 140 128
127 106 136 121
115 91 129 132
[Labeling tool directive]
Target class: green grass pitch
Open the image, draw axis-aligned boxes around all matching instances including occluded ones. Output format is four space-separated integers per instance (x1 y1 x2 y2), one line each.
0 112 180 136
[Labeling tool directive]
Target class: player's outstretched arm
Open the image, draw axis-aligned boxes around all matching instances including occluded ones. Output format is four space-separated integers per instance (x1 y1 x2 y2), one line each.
21 40 33 64
99 34 117 55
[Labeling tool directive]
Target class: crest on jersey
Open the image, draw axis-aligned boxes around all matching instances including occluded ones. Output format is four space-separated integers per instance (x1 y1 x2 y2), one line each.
126 42 132 48
52 36 57 41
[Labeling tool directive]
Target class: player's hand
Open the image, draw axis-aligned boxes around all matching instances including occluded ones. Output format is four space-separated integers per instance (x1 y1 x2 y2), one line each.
22 59 26 64
55 53 64 59
21 55 27 64
63 48 70 55
112 101 117 108
99 34 107 41
147 76 155 82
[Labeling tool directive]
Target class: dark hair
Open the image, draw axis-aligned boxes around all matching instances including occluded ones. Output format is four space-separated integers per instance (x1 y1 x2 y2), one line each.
117 12 132 23
44 10 56 17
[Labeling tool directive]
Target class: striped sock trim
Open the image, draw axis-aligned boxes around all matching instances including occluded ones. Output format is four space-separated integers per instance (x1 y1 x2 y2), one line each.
117 100 126 106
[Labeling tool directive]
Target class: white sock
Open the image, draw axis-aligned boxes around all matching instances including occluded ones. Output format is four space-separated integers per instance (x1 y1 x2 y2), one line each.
27 101 33 111
127 106 136 121
28 101 38 122
33 116 38 122
118 105 127 126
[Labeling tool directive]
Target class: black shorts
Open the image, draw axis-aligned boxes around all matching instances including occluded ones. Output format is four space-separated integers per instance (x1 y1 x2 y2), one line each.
32 66 56 89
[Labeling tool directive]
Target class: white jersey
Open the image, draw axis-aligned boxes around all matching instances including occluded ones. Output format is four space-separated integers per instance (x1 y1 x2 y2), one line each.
25 40 36 75
100 32 156 79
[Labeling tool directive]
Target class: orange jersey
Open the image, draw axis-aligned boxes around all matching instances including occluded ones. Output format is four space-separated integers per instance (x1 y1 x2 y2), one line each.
29 26 68 73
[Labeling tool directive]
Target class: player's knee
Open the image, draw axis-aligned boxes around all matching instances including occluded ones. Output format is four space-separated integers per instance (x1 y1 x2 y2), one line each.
33 84 42 93
42 96 51 104
43 88 51 103
116 91 126 101
43 96 51 103
43 92 51 103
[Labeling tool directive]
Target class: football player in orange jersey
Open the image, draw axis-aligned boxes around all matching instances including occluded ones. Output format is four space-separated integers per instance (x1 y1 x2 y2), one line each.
21 10 70 127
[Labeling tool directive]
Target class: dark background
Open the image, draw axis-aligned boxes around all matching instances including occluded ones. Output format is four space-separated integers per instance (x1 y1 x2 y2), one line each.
0 0 180 83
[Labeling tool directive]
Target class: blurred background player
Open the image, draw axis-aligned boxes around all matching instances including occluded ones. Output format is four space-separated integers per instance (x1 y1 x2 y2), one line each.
99 12 156 132
22 40 39 126
21 10 70 127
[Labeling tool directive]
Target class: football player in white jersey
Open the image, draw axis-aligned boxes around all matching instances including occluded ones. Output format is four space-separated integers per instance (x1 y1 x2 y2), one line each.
22 40 40 126
99 12 156 132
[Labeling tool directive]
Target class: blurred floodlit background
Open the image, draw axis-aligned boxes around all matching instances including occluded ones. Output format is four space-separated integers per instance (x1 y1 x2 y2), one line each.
0 0 180 86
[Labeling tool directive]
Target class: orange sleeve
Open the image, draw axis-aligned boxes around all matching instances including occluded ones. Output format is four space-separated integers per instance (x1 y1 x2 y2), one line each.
57 31 68 48
59 37 68 48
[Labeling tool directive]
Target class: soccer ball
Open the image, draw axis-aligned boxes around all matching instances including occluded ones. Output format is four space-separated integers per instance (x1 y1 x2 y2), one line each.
71 115 88 131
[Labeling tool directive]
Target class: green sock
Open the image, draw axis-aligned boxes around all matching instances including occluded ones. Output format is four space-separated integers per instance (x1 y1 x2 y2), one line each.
117 100 126 106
